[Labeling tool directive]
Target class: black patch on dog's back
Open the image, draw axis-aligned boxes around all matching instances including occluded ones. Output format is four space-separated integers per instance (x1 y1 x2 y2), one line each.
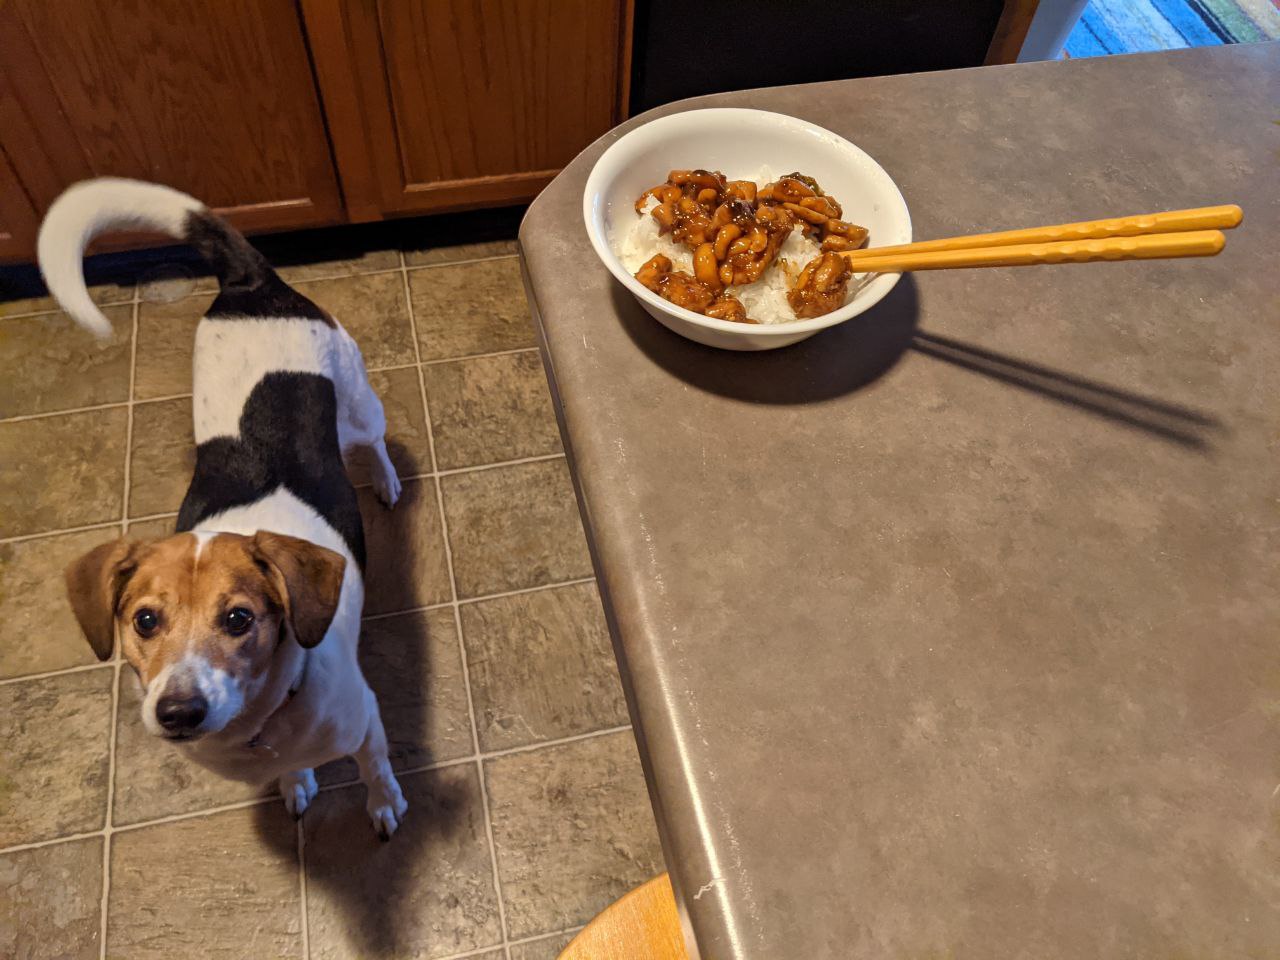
184 211 333 325
176 372 365 568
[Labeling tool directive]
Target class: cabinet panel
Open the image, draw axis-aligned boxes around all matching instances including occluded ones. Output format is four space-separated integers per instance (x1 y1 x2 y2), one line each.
0 0 342 255
0 146 38 262
305 0 630 217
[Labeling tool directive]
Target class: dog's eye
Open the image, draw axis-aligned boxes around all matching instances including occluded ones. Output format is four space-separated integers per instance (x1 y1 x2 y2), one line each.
225 607 254 635
133 608 160 637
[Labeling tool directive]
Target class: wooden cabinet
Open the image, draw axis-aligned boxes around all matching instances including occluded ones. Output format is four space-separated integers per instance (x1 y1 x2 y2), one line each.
0 0 626 262
0 148 39 262
303 0 631 219
0 0 343 240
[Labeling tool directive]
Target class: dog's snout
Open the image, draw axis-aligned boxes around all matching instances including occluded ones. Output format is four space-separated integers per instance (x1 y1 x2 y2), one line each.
156 694 208 734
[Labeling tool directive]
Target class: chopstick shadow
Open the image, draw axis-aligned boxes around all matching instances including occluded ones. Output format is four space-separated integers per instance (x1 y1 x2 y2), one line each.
909 331 1223 449
612 274 921 403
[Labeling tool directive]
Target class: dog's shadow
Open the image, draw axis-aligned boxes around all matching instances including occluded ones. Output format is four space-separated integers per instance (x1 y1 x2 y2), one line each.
254 440 470 956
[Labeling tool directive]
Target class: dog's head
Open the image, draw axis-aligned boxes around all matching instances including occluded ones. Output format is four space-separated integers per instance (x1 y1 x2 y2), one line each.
64 531 346 741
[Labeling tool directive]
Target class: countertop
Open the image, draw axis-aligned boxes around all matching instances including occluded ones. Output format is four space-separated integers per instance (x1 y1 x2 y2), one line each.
518 43 1280 959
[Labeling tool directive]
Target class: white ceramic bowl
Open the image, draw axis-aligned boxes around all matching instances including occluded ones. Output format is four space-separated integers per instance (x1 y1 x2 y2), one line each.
583 108 912 351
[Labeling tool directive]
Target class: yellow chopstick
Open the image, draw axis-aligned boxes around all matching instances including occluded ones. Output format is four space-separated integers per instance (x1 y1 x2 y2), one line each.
844 205 1241 261
839 230 1225 273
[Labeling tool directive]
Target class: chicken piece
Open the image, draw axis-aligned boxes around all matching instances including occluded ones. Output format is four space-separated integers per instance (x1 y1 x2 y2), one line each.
787 252 853 319
634 254 717 314
668 169 727 193
819 235 861 253
823 219 869 247
725 180 757 203
717 203 794 285
705 295 755 324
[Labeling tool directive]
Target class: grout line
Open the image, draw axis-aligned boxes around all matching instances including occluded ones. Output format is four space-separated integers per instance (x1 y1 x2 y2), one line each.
0 661 114 687
481 725 634 762
0 250 515 324
0 296 136 323
403 247 513 957
427 942 509 960
418 346 539 368
0 519 121 546
361 575 596 623
0 828 109 856
405 251 519 273
435 452 564 479
0 399 130 424
351 448 564 491
98 287 139 960
508 925 585 951
297 820 311 960
0 724 635 856
456 577 596 607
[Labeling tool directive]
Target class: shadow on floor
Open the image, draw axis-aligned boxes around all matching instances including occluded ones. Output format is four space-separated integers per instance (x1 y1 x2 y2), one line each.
253 439 471 957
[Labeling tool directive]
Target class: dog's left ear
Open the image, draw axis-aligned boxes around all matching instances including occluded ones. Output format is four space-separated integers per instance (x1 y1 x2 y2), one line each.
64 538 141 661
251 531 347 649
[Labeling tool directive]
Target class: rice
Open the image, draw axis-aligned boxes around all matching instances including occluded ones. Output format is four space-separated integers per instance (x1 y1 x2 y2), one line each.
610 166 871 324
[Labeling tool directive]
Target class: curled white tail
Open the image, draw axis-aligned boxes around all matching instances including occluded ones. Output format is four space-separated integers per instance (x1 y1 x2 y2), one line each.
37 178 205 339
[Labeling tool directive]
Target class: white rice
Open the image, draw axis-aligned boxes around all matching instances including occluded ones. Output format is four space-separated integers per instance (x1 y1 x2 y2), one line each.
611 166 871 324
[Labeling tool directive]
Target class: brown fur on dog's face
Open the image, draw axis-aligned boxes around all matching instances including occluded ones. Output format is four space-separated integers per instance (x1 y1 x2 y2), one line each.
64 531 346 739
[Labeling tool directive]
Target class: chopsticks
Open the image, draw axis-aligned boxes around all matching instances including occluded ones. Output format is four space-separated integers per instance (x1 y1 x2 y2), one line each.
839 205 1241 273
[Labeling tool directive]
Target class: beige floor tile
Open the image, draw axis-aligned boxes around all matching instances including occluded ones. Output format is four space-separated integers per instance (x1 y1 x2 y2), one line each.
125 514 177 539
0 527 122 679
441 459 591 599
422 351 561 470
0 669 113 846
134 293 213 400
510 930 579 960
107 805 301 960
404 238 518 267
461 582 626 752
127 398 194 518
304 764 502 960
295 273 416 370
275 248 401 283
112 670 268 826
485 731 664 940
0 305 133 418
0 407 127 538
0 278 134 319
318 609 474 786
410 258 536 361
346 366 433 486
0 837 103 960
136 263 218 303
359 479 451 615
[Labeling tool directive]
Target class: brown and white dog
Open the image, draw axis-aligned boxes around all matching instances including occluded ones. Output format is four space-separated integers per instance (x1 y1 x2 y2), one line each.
41 178 408 837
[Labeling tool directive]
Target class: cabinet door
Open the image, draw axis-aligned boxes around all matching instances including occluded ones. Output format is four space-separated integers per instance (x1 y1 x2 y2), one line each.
0 147 38 262
304 0 631 219
0 0 342 260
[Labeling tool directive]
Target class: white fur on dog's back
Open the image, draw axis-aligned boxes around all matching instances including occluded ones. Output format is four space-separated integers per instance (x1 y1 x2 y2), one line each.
37 178 204 338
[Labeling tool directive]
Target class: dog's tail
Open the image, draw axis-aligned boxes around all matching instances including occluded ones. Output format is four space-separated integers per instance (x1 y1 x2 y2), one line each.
38 177 269 339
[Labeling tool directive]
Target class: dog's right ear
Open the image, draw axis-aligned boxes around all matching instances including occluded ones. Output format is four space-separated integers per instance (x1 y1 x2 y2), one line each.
64 539 139 661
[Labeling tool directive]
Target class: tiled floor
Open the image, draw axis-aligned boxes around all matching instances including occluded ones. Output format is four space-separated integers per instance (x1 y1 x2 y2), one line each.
0 226 664 960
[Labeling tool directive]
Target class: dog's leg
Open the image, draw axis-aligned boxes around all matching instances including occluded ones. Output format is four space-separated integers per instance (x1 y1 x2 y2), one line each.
335 327 402 508
354 701 408 840
278 768 318 820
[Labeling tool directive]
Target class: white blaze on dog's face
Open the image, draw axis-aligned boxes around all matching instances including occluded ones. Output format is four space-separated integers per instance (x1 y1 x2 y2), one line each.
64 530 346 742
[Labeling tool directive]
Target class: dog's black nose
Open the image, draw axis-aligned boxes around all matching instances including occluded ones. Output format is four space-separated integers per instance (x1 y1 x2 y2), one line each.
156 695 208 733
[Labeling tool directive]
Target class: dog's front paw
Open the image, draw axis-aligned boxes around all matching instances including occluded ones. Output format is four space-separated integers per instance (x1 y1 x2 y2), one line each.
279 768 318 820
371 463 402 509
366 777 409 840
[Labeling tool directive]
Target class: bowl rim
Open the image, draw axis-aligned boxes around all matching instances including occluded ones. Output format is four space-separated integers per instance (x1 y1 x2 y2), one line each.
582 107 912 338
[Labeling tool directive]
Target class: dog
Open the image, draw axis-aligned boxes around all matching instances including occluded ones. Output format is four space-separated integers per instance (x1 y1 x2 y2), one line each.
40 178 409 837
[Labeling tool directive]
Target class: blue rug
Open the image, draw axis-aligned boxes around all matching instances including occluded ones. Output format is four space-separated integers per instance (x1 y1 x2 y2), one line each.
1065 0 1280 56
